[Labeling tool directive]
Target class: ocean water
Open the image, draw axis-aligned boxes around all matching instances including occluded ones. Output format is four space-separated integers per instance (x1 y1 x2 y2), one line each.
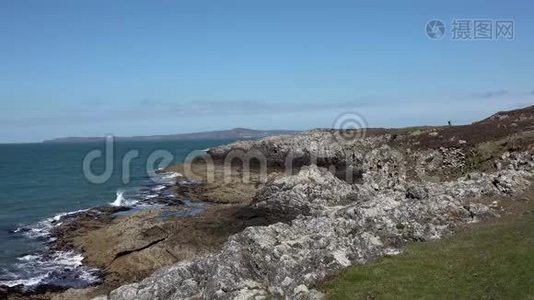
0 139 235 289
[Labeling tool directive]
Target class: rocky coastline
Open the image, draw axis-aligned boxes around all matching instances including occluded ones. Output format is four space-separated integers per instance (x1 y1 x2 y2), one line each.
4 106 534 300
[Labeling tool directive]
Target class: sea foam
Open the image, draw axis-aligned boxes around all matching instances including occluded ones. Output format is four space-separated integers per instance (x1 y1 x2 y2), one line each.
0 250 100 289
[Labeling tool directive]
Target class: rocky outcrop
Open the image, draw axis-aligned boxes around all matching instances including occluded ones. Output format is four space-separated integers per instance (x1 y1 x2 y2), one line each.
207 130 388 173
252 165 356 217
100 148 533 300
95 107 534 299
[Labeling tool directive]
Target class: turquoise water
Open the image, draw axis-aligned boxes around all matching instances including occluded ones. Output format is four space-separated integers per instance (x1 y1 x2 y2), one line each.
0 139 234 289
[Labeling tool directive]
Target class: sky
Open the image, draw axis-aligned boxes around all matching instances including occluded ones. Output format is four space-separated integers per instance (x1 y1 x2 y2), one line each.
0 0 533 143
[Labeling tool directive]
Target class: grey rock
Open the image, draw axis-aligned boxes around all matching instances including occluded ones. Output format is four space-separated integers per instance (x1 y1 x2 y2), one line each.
98 131 534 300
405 185 429 200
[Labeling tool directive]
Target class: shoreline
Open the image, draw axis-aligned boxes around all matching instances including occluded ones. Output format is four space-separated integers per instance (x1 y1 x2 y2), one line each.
0 170 197 297
3 106 534 299
2 163 279 299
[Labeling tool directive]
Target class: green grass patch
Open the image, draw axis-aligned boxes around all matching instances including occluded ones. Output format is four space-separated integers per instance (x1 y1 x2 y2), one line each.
323 201 534 299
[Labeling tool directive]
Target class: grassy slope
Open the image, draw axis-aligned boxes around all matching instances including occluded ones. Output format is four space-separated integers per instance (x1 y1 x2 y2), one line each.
323 193 534 300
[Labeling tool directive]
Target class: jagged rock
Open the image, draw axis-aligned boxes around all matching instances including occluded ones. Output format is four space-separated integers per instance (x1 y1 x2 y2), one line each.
252 165 355 217
405 185 428 200
98 121 534 300
466 203 497 220
491 171 530 194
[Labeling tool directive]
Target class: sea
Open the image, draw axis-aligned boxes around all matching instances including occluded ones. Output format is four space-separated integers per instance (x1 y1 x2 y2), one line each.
0 139 235 290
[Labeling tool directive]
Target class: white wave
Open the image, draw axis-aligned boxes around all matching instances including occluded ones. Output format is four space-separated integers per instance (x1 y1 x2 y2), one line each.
168 172 183 179
24 226 51 239
151 185 166 192
110 189 139 207
0 273 49 288
17 255 40 262
0 250 99 288
151 171 183 185
49 209 89 222
73 266 101 285
13 209 89 240
160 172 182 180
48 250 85 267
111 190 126 206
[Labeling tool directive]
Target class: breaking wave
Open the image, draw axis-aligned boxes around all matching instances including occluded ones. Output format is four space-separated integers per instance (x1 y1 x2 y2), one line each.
2 170 187 290
0 250 100 289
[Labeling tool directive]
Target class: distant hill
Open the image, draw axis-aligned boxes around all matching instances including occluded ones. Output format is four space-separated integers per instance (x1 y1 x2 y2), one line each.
42 128 299 143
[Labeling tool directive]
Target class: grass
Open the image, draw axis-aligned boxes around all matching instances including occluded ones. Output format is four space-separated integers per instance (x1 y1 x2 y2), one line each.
323 196 534 300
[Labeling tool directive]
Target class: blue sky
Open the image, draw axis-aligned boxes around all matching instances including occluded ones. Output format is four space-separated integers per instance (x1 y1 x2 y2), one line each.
1 0 533 143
